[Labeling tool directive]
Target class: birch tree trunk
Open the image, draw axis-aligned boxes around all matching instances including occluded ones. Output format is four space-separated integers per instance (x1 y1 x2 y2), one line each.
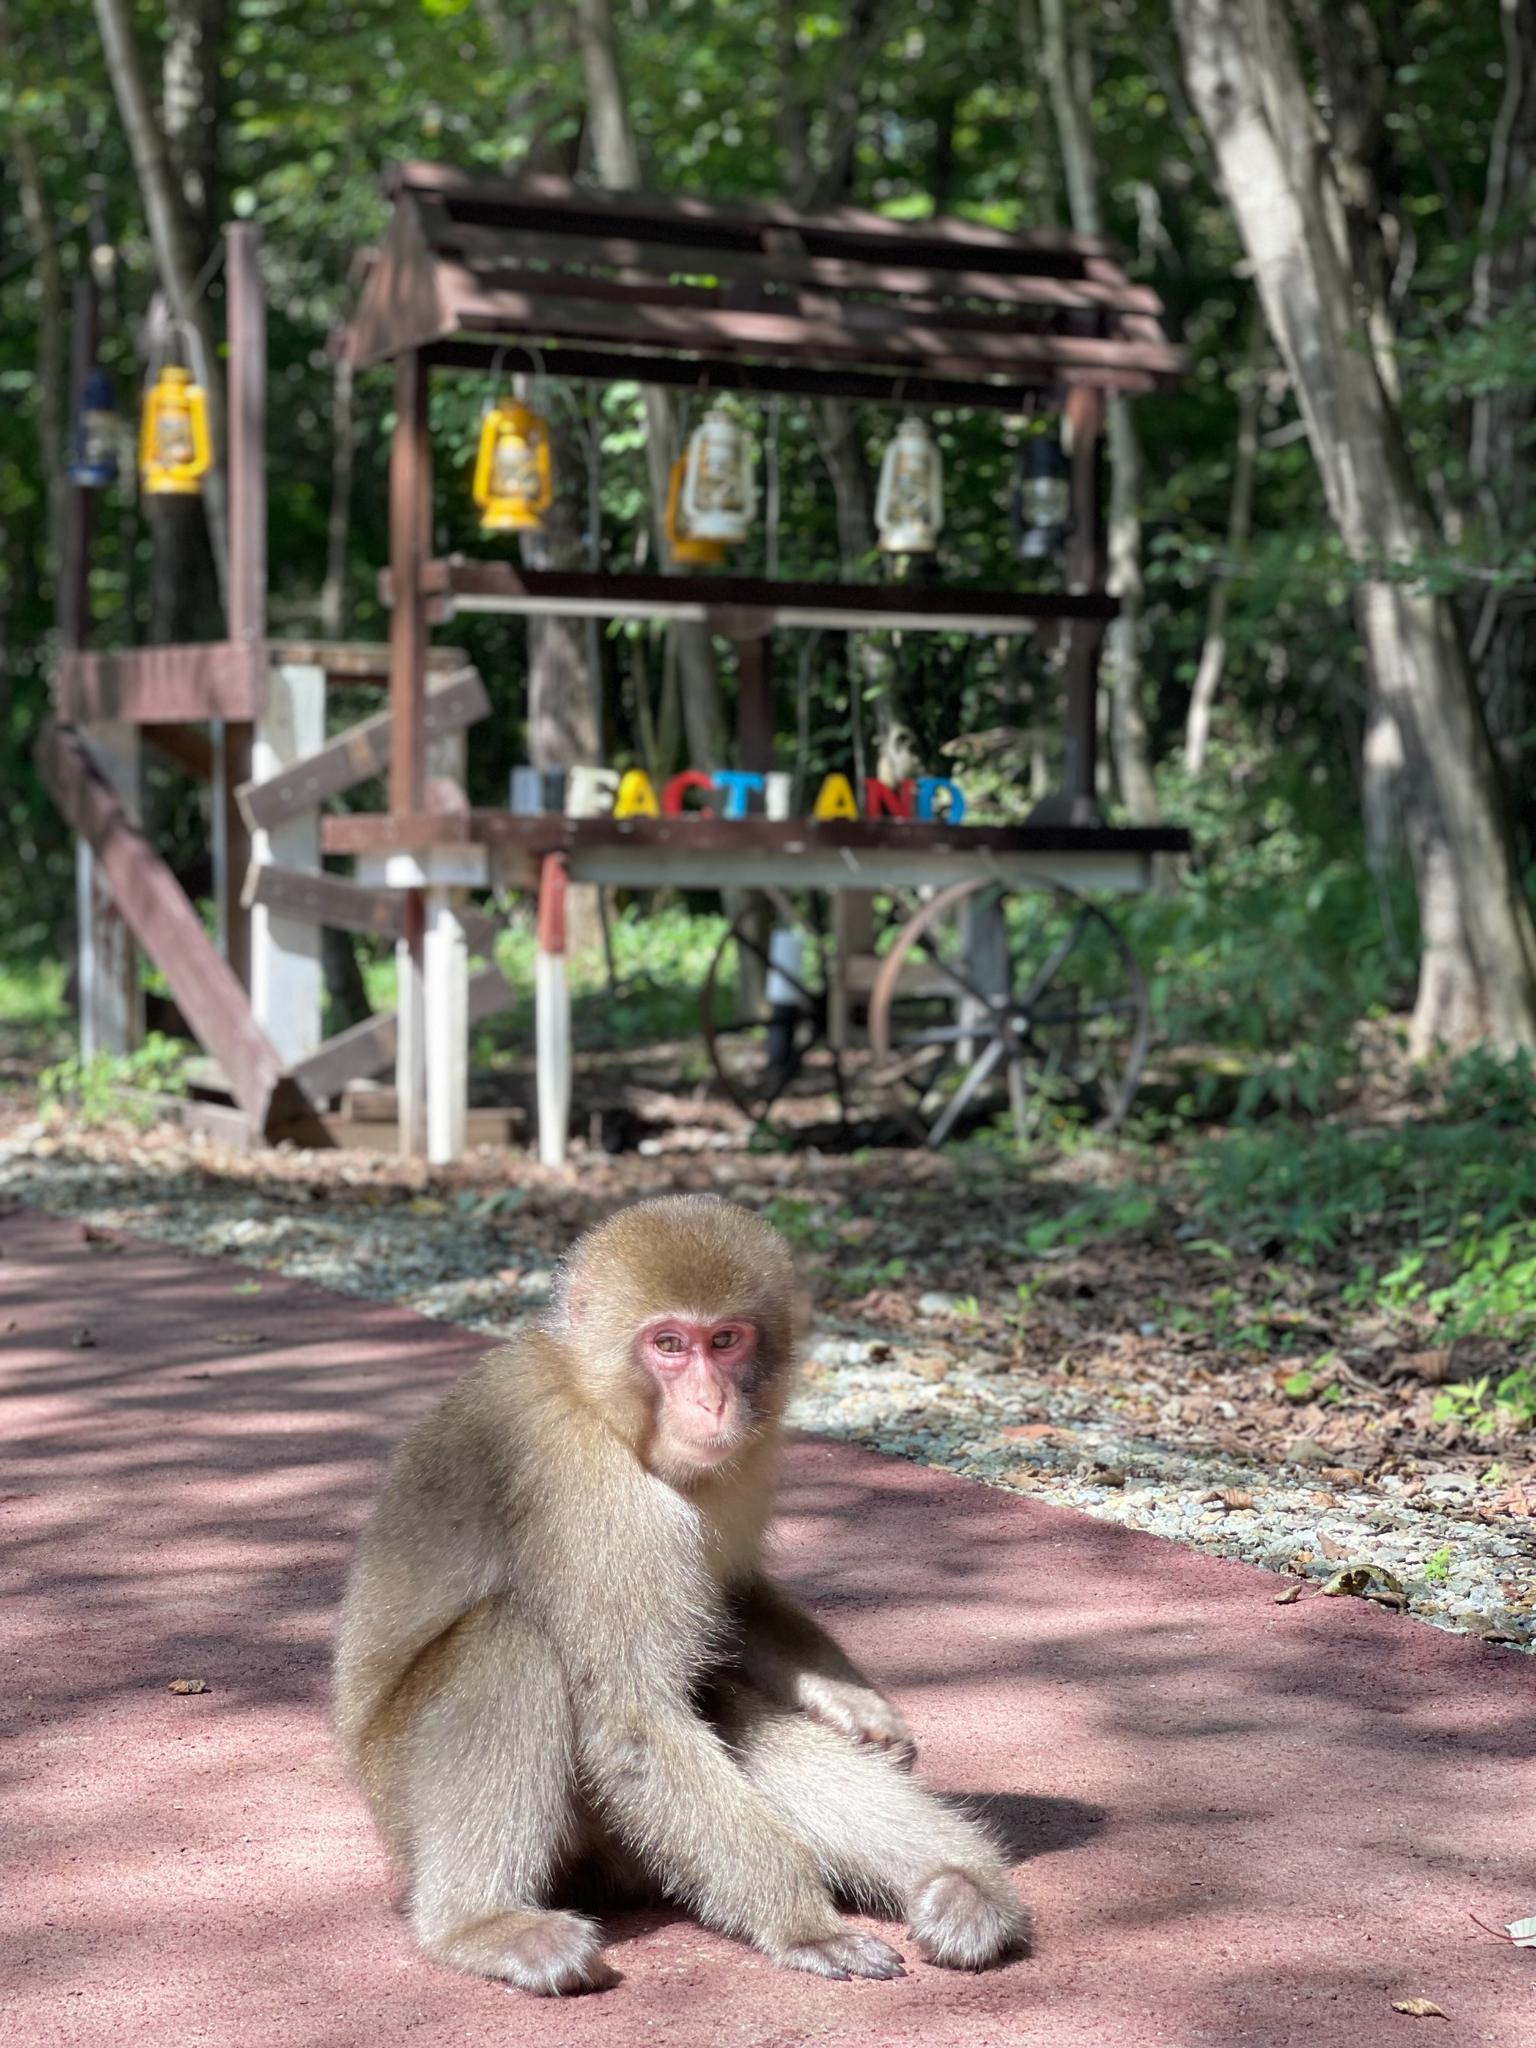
1172 0 1536 1053
574 0 726 766
1037 0 1158 824
1184 304 1265 774
93 0 229 601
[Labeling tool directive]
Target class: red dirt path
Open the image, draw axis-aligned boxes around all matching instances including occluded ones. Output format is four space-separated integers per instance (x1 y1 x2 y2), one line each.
2 1206 1531 2047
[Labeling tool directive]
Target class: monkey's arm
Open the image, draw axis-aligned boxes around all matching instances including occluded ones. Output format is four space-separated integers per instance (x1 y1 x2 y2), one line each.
730 1575 916 1766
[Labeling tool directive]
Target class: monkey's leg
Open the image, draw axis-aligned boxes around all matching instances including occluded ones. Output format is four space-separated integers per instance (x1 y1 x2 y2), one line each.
721 1689 1030 1972
379 1599 615 1995
578 1703 905 1980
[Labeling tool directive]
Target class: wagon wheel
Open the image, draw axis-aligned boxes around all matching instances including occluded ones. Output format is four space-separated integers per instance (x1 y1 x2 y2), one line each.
867 878 1149 1147
701 892 847 1128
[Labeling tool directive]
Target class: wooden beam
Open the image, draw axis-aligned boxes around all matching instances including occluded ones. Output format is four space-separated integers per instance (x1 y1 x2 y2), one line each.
285 961 515 1104
423 340 1131 408
441 266 1189 381
320 809 1192 860
405 560 1117 638
434 220 1165 315
389 349 431 816
267 639 470 683
241 861 498 953
219 223 265 994
35 721 326 1142
234 665 489 831
54 642 266 723
394 162 1121 262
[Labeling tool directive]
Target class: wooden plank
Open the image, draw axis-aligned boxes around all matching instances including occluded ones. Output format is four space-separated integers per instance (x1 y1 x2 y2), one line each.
429 221 1164 316
35 721 326 1142
408 560 1117 638
395 163 1120 262
234 665 488 831
422 339 1144 408
441 264 1189 381
241 862 498 952
267 639 469 682
320 808 1192 860
390 350 431 816
286 961 515 1103
55 642 267 723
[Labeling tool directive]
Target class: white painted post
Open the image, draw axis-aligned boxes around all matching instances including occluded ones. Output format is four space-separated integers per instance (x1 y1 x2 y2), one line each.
536 853 571 1168
76 725 143 1061
250 663 325 1064
396 903 427 1157
424 887 469 1164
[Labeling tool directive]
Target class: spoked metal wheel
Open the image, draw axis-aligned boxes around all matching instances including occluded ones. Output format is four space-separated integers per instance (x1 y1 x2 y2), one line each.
701 891 847 1130
867 878 1149 1147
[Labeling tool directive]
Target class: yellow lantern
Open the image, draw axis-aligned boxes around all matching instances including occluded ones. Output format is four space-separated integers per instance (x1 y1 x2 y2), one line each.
664 453 728 567
472 398 554 534
139 364 211 496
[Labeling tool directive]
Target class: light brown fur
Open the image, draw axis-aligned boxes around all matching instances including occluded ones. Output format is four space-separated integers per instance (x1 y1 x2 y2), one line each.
333 1195 1029 1993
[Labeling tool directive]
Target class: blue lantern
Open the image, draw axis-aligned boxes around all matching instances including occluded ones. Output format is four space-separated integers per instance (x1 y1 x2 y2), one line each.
69 366 122 489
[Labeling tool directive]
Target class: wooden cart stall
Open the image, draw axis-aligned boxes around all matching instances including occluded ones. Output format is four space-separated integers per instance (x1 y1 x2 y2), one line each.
328 164 1190 1164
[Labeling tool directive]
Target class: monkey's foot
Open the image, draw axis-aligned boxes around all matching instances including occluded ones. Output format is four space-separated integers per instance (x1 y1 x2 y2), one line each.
798 1677 917 1768
431 1908 615 1996
775 1928 907 1980
908 1868 1031 1971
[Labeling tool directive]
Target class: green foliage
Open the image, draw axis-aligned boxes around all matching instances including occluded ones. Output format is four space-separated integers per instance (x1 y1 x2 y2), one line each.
1432 1371 1536 1434
1020 1189 1159 1254
1184 1120 1536 1346
38 1033 190 1124
1421 1545 1453 1583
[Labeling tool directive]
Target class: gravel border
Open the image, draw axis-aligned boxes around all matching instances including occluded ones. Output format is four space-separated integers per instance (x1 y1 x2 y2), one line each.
3 1127 1530 1652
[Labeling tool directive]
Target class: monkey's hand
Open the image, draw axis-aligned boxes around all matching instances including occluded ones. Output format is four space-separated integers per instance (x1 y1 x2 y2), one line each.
797 1674 917 1767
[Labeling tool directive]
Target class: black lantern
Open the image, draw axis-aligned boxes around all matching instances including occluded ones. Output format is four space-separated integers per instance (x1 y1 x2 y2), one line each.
1010 426 1070 561
69 366 122 490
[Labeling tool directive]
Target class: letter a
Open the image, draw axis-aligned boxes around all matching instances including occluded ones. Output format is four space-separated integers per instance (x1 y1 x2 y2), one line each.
613 768 660 819
812 772 860 822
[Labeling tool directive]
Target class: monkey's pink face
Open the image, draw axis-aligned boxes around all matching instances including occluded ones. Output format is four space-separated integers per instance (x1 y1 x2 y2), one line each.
635 1314 763 1470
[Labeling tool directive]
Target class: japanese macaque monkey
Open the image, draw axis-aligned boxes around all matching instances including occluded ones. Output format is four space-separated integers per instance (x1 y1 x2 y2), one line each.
334 1196 1028 1995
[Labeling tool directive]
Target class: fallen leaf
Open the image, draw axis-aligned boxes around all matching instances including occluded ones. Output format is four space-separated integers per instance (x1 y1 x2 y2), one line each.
1222 1488 1256 1511
1506 1915 1536 1947
232 1280 263 1296
1390 1998 1447 2019
1322 1563 1407 1607
166 1677 209 1696
1001 1423 1060 1441
1094 1465 1127 1488
81 1224 122 1253
1287 1438 1332 1468
905 1353 952 1382
69 1327 95 1349
213 1331 268 1346
1273 1582 1304 1605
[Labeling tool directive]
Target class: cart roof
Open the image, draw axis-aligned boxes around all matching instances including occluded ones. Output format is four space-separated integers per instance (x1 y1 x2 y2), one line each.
346 162 1187 403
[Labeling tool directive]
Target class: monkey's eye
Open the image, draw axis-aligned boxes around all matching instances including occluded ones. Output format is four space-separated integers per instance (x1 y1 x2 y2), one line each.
652 1331 685 1355
710 1327 743 1351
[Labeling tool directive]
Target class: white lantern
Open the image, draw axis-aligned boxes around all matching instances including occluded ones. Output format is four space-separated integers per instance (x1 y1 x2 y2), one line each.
875 415 944 555
681 407 757 544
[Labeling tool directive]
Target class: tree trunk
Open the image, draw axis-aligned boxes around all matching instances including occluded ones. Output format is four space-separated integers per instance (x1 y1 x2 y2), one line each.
318 348 354 638
1184 303 1265 773
573 0 729 770
1036 0 1158 823
94 0 229 601
163 0 224 244
1469 0 1536 810
1172 0 1536 1053
575 0 728 769
0 0 68 591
